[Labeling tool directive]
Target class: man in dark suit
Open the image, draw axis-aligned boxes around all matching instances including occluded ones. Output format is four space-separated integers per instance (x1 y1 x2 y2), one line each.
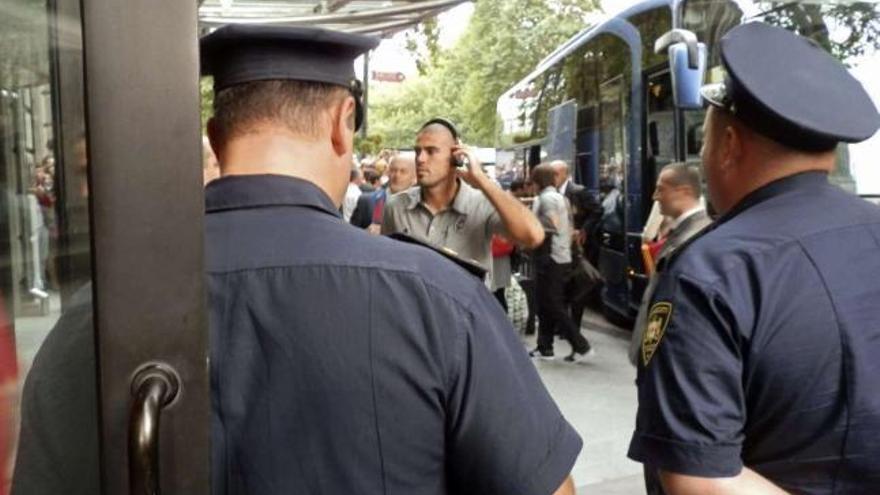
551 160 603 330
629 162 710 495
629 163 711 367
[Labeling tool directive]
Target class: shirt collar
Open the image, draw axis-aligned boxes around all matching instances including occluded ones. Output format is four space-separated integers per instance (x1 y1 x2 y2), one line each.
668 205 704 231
409 179 475 214
718 171 829 224
405 186 422 211
205 174 340 218
540 186 558 195
559 179 571 195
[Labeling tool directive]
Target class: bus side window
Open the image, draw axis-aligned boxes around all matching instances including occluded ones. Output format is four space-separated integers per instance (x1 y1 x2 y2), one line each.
686 122 703 156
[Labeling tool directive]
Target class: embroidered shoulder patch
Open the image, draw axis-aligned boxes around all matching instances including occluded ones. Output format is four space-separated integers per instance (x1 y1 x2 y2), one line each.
642 302 673 366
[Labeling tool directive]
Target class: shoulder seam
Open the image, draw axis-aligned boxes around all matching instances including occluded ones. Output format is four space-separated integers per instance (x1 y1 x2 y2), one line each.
209 260 481 312
793 240 850 490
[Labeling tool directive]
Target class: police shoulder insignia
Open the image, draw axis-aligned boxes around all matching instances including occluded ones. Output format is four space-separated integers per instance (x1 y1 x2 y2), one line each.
642 302 673 366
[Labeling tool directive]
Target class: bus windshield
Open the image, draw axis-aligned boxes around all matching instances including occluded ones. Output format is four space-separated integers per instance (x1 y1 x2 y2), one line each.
684 0 880 194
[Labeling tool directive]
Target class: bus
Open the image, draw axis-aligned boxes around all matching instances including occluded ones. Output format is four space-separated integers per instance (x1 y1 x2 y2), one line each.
496 0 880 322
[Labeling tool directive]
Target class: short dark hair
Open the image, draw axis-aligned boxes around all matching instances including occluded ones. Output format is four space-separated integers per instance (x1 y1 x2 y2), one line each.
510 179 526 192
531 164 556 189
363 169 380 185
661 162 702 198
211 80 348 150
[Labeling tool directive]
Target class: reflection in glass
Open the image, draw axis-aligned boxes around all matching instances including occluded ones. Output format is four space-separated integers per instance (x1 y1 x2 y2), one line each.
1 0 97 493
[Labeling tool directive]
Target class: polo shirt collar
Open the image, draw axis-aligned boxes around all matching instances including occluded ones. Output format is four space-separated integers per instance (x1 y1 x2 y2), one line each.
408 179 475 214
205 174 340 218
405 185 422 211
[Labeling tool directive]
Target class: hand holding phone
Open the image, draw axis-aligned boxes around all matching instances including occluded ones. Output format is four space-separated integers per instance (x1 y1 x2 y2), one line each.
452 146 474 171
453 146 489 189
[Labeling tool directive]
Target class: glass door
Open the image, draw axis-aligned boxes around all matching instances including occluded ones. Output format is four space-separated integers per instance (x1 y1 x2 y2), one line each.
1 0 209 493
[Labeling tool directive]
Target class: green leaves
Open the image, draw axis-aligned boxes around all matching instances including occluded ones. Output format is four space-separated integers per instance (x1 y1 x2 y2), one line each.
370 0 597 148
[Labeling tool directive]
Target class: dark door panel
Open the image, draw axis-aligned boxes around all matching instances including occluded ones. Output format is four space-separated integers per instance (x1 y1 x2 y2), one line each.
81 0 209 491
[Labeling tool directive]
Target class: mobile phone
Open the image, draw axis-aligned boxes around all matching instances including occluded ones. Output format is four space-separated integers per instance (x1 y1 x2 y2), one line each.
454 154 470 169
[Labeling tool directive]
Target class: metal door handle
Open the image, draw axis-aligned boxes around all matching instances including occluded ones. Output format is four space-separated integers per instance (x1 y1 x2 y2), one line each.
129 363 180 495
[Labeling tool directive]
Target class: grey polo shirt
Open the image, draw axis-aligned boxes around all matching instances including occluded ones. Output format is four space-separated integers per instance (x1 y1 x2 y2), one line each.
381 181 505 273
533 186 572 264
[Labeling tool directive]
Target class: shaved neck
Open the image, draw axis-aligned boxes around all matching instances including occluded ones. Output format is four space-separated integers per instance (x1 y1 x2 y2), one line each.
214 124 349 207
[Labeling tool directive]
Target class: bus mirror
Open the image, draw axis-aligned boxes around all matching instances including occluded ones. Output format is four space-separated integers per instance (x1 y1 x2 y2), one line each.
655 29 707 110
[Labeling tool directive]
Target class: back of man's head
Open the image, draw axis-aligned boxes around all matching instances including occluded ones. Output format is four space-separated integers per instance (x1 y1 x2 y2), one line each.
550 160 570 184
510 179 526 195
210 80 349 155
363 168 381 187
350 167 363 183
532 164 557 190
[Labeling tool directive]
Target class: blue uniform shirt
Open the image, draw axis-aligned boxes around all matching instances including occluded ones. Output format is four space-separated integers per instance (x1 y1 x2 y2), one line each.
628 172 880 493
205 175 581 495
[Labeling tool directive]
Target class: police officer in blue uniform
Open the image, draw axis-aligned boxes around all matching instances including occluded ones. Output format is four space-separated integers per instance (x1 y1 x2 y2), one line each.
628 22 880 494
201 25 581 495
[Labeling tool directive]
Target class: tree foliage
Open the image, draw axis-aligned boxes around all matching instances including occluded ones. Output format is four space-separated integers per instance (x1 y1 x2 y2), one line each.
200 77 214 132
755 1 880 63
404 17 442 76
354 133 385 157
370 0 598 148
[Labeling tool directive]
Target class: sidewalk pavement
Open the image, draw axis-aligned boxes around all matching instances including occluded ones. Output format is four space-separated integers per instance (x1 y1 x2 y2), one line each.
523 308 646 494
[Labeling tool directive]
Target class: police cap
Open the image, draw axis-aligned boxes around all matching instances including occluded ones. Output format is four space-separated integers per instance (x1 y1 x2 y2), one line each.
701 22 880 152
200 24 379 129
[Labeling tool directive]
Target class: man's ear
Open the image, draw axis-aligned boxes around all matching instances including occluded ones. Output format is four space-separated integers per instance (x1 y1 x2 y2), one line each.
206 118 223 162
721 122 743 172
330 95 356 157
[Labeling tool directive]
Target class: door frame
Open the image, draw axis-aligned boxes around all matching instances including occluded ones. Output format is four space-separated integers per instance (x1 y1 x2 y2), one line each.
79 0 210 492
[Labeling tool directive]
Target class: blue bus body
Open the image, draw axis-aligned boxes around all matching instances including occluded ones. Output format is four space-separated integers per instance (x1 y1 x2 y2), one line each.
496 0 879 322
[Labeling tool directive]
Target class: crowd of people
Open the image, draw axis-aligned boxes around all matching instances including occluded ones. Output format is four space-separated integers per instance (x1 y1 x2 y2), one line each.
337 137 606 364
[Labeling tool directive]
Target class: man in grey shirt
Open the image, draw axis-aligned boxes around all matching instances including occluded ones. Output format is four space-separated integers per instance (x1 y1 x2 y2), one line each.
530 164 592 362
382 119 544 281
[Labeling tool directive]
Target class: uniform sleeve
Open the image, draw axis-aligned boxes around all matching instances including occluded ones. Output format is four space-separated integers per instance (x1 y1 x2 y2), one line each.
627 271 746 477
12 297 100 495
445 285 581 494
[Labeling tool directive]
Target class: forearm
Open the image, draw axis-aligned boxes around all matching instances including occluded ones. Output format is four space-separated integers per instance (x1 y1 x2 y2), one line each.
477 178 544 248
552 475 576 495
660 468 789 495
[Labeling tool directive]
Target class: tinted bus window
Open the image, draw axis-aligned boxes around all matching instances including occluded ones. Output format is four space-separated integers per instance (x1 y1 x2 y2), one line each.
630 7 674 69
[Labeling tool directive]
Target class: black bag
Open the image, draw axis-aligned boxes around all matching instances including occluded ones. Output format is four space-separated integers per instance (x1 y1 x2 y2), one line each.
566 256 603 302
